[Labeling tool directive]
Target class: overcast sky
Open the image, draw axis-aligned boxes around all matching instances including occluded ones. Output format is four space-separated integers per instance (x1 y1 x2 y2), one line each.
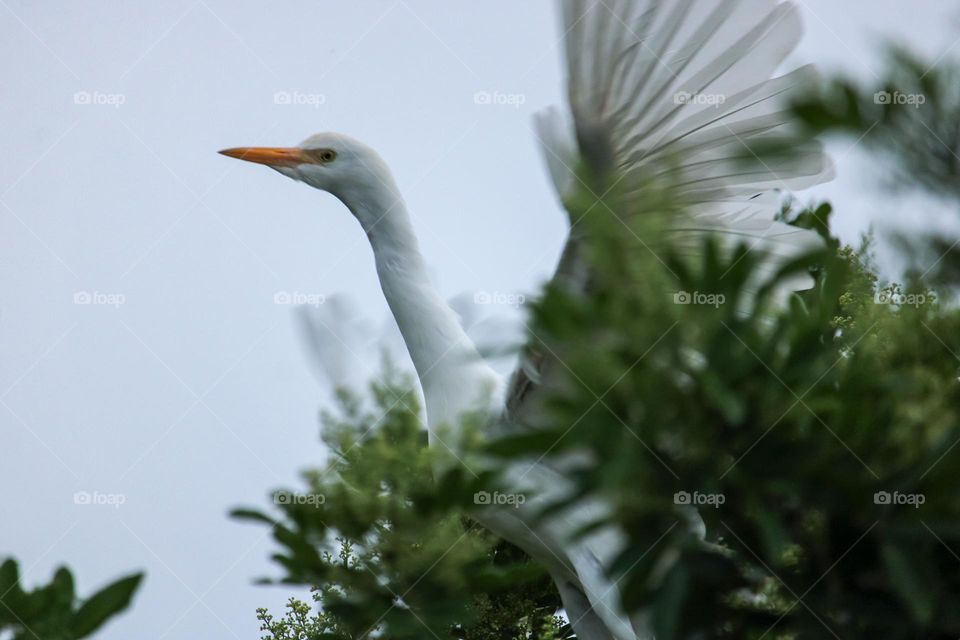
2 1 959 638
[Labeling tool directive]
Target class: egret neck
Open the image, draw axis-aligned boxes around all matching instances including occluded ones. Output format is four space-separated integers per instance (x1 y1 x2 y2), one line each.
338 175 502 438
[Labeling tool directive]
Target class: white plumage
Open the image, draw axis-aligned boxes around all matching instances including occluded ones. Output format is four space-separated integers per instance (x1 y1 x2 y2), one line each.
221 2 833 637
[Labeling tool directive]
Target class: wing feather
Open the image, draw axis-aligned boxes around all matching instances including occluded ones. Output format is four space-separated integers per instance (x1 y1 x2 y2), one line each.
507 0 833 424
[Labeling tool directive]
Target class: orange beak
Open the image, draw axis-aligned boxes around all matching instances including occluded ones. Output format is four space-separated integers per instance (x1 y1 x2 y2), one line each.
218 146 312 167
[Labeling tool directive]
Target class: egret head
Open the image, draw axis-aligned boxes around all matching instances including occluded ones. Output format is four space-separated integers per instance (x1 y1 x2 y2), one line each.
219 133 400 226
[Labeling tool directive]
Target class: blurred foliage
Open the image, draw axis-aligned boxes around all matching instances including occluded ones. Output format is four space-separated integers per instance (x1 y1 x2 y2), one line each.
235 382 569 640
498 186 960 639
244 47 960 640
0 558 142 640
486 48 960 640
791 45 960 287
792 46 960 198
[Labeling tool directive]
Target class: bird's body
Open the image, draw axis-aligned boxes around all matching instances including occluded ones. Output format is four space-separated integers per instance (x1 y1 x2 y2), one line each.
221 2 834 637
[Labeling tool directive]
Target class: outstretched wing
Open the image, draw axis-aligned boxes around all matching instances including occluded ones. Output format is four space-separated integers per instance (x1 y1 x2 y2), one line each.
506 0 833 424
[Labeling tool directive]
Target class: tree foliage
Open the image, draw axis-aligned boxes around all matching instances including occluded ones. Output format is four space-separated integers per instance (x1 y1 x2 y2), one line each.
245 47 960 640
235 382 568 640
0 558 143 640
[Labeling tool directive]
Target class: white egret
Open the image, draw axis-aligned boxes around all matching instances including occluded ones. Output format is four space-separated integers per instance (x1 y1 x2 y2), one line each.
221 1 833 637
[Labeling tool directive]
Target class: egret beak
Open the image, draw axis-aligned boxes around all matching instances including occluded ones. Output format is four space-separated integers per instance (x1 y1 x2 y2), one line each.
218 147 312 167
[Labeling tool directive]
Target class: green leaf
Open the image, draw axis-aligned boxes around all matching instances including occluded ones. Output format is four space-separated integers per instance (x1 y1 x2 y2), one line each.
0 559 24 620
229 507 277 526
71 572 144 638
0 558 19 592
881 542 935 624
652 562 689 640
51 567 75 603
701 372 746 425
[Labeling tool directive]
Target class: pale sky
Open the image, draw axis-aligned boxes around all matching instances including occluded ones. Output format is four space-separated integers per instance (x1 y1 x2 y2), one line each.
2 1 958 638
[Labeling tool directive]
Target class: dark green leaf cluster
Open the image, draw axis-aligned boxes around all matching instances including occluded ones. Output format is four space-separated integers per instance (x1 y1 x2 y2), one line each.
236 381 568 640
485 51 960 640
0 558 143 640
791 46 960 287
245 46 960 640
793 47 960 199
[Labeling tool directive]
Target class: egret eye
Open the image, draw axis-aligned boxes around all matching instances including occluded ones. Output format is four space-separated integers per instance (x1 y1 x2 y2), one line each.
317 149 337 163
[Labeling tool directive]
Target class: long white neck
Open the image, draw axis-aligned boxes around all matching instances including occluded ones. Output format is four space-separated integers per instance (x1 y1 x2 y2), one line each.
338 179 502 436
